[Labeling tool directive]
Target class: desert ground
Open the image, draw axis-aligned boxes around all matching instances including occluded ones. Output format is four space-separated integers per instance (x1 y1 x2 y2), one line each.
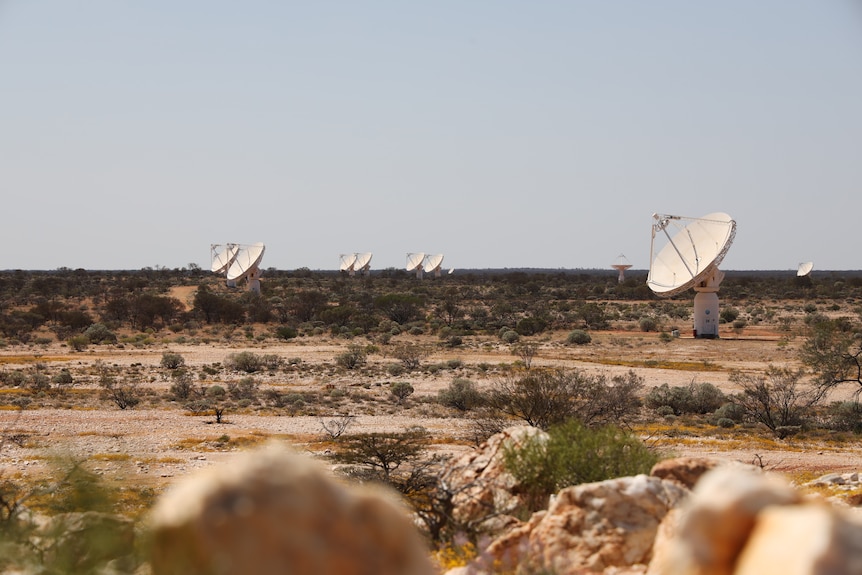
2 320 860 506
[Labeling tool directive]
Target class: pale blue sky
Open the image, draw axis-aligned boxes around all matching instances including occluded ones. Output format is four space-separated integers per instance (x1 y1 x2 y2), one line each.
1 2 860 271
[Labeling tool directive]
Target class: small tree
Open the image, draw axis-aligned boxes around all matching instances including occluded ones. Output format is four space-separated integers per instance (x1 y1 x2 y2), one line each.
730 366 819 438
391 344 427 371
514 343 538 369
319 414 356 439
800 317 862 400
168 369 195 400
96 362 140 410
333 427 430 484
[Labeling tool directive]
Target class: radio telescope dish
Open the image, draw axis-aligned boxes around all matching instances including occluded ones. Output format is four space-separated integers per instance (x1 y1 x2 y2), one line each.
797 262 814 277
227 242 266 293
611 254 633 283
448 268 455 275
211 244 238 274
339 253 358 276
354 252 373 276
406 252 425 278
423 254 444 277
647 213 736 339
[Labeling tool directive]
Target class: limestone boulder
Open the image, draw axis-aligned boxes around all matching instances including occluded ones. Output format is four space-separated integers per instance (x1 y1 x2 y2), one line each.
471 474 688 574
441 425 548 532
148 443 434 575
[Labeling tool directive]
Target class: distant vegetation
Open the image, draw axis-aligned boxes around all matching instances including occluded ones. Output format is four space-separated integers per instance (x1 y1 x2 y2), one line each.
0 266 856 345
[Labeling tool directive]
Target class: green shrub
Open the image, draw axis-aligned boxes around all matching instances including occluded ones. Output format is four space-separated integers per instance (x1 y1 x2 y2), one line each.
228 377 259 401
67 335 89 351
717 417 736 428
160 352 185 370
336 344 367 370
639 317 658 332
645 382 725 416
825 401 862 433
205 385 226 398
438 378 484 411
390 381 415 403
500 330 519 344
712 402 745 423
275 325 298 340
83 323 117 344
224 351 263 373
503 419 660 511
566 330 591 345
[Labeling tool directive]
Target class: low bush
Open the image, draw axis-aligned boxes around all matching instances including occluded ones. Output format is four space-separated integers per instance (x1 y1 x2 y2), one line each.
566 330 591 345
224 351 263 373
503 419 660 511
437 378 484 411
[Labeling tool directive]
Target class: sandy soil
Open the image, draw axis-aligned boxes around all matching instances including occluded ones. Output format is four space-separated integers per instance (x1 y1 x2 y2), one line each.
2 327 860 492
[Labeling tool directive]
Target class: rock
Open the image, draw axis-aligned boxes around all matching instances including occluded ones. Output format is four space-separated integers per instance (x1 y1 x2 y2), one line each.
647 466 802 575
474 475 687 574
649 457 722 490
441 425 548 532
734 503 862 575
148 443 434 575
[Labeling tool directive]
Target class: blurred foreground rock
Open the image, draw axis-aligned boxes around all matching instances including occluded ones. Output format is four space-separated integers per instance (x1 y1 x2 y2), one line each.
148 443 434 575
649 466 862 575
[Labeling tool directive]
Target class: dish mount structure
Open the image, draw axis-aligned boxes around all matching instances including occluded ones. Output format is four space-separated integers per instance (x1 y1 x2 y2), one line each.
406 253 445 279
211 242 266 294
406 253 426 279
647 213 736 339
611 254 633 283
423 254 445 278
340 253 373 276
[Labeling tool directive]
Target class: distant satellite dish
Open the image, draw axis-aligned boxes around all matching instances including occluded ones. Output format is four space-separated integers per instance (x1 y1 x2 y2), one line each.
354 252 373 276
647 213 736 339
423 254 445 278
406 252 425 279
448 268 455 275
339 253 358 276
211 244 238 274
611 254 633 283
797 261 814 277
226 242 266 293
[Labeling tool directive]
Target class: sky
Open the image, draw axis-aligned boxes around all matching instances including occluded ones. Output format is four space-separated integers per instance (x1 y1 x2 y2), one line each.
1 2 861 272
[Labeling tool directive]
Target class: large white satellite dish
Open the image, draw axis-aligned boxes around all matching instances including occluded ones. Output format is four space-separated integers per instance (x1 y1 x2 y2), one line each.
226 242 266 294
647 213 736 338
211 244 238 274
611 254 632 283
406 252 425 279
354 252 373 276
339 253 358 276
797 261 814 277
423 254 444 278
